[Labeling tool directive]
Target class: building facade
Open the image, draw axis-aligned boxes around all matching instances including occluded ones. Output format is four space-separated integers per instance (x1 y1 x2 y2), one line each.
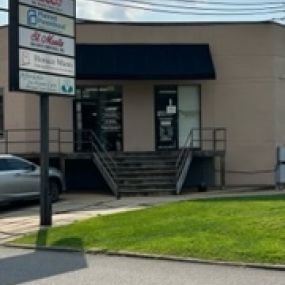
1 21 285 188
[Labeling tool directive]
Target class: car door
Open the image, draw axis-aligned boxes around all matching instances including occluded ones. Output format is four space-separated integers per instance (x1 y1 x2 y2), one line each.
4 158 40 198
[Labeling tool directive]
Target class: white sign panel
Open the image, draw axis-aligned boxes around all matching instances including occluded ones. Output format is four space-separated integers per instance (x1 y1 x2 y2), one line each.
19 48 75 76
20 0 75 17
20 70 75 95
19 27 75 56
166 106 176 114
19 5 74 36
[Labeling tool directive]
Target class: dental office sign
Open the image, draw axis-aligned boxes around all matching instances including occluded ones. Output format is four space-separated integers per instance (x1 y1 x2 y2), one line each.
9 0 76 96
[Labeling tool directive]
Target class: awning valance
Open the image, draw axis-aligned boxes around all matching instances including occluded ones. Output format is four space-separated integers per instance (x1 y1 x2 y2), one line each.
76 44 216 80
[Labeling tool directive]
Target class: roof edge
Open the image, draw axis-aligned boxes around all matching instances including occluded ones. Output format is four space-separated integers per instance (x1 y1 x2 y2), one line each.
76 18 284 27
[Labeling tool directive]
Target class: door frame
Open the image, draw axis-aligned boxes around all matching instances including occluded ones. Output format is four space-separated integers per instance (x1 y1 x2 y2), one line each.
154 85 178 151
154 84 202 151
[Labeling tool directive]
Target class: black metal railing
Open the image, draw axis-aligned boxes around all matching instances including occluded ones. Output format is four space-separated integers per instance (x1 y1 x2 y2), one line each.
0 127 227 155
190 128 227 152
89 130 118 197
176 129 194 195
0 128 92 154
0 128 64 154
0 128 119 196
175 127 226 194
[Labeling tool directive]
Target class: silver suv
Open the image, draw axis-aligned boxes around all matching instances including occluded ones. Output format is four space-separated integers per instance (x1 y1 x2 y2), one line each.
0 155 65 204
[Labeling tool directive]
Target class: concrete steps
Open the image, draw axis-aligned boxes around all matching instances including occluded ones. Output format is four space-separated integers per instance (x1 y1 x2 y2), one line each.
112 151 178 195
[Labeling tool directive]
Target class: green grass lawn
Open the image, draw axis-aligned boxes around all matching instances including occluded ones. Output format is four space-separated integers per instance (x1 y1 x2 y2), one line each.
15 195 285 264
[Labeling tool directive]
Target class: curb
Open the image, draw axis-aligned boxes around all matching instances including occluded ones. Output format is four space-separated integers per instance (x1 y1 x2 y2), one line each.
100 251 285 271
3 243 285 271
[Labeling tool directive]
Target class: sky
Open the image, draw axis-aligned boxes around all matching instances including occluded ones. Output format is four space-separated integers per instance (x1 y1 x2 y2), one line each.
0 0 284 26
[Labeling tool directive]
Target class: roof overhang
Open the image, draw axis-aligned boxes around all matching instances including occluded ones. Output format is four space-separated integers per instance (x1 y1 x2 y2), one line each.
76 44 216 80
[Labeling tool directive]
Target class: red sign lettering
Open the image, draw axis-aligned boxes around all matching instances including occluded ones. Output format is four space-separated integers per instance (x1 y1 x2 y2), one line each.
30 31 64 48
37 0 63 7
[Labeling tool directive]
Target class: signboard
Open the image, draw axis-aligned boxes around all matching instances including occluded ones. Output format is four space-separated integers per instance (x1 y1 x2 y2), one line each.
19 27 75 56
19 70 75 95
9 0 76 96
19 48 75 76
166 106 176 114
19 0 75 17
19 5 74 37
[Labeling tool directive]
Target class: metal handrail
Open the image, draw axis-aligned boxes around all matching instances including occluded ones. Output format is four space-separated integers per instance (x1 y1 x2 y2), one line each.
0 128 226 155
0 128 62 154
176 129 193 177
175 127 227 194
89 130 117 181
190 127 227 152
176 129 194 195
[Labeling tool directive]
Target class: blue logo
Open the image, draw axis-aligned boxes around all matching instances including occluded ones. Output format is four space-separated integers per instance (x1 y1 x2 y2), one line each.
27 9 37 26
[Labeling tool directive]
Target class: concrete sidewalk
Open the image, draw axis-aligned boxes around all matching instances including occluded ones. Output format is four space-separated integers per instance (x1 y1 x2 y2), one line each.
0 188 284 244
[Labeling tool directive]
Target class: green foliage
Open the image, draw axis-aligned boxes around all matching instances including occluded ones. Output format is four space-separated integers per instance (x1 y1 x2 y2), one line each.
16 195 285 264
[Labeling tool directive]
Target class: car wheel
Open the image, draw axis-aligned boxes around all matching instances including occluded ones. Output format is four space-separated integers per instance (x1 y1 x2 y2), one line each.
50 179 61 202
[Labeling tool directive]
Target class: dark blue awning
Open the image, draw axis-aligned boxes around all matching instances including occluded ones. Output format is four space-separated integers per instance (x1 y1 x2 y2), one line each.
76 44 216 80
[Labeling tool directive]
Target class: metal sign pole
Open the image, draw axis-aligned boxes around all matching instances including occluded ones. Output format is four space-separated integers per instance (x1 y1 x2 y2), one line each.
40 94 52 226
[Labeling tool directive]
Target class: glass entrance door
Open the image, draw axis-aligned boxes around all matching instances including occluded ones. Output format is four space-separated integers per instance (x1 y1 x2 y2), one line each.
155 87 178 150
155 85 201 151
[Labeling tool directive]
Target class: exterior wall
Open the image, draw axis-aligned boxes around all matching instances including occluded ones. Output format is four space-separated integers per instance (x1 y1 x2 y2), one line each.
273 25 285 145
0 27 27 153
1 22 285 186
0 27 73 154
24 94 74 153
123 82 154 151
76 22 281 186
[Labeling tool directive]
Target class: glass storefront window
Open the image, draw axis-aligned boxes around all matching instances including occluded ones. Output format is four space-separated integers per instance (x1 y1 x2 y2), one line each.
178 86 200 148
75 86 123 152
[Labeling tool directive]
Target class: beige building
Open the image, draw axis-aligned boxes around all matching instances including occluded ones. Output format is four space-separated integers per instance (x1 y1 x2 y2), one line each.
1 20 285 190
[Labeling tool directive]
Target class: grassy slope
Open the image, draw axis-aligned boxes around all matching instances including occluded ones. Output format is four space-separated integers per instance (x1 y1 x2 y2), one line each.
16 195 285 264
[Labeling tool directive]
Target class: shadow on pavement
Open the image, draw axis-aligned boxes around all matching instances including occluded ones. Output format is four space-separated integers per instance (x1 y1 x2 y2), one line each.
0 228 87 285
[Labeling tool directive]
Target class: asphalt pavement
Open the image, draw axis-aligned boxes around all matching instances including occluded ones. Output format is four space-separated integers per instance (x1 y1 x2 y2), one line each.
0 247 284 285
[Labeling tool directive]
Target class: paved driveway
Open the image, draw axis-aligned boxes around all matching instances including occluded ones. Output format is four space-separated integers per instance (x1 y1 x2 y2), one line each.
0 189 284 243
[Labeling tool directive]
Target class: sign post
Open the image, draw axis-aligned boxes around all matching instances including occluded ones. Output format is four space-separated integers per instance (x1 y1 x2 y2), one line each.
9 0 76 226
40 94 51 226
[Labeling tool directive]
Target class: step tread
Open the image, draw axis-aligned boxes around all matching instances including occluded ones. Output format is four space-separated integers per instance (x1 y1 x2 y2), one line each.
117 176 175 181
119 185 175 190
117 169 176 173
115 156 177 160
119 188 175 193
115 165 175 170
118 181 175 186
116 162 176 166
